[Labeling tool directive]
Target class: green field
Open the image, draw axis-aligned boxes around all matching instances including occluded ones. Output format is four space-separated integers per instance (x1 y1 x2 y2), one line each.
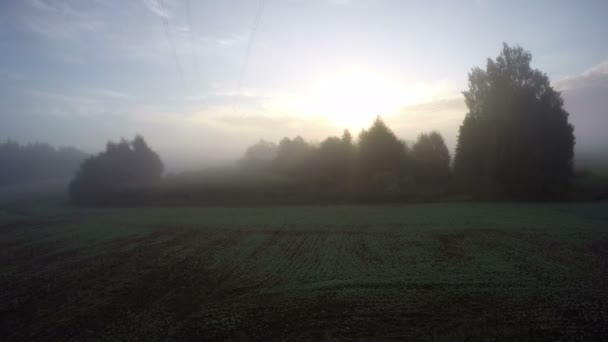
2 202 608 340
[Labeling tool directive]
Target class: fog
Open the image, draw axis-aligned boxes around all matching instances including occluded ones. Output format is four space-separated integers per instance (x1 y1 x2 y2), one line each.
1 62 607 174
1 0 607 173
87 66 608 173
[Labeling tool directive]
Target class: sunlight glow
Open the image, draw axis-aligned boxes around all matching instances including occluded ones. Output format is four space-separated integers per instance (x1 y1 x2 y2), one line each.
277 69 455 131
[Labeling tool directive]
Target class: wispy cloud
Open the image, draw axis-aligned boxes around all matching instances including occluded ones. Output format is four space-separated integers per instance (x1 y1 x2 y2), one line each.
329 0 354 5
0 69 26 81
552 57 608 154
20 0 105 39
554 58 608 91
212 34 247 47
29 89 99 105
27 89 105 117
141 0 171 19
88 88 134 100
389 96 467 150
26 87 136 118
215 113 300 130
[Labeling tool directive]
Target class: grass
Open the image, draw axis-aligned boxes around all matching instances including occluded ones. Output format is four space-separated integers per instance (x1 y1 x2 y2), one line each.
2 202 608 340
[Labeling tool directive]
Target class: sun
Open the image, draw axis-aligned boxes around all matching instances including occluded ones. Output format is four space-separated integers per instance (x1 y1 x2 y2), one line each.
297 70 429 131
269 68 453 132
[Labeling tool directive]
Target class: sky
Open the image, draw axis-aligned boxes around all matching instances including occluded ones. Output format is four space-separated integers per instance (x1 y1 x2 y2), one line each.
1 0 607 171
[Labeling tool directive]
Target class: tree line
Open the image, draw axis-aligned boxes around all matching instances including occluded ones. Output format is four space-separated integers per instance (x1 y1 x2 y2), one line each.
236 119 451 198
0 140 87 187
67 43 576 205
68 136 163 204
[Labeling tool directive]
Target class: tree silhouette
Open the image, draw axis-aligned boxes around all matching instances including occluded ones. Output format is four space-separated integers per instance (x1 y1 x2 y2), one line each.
453 43 575 198
317 129 356 183
274 136 317 177
69 135 163 203
0 140 87 186
412 131 450 185
239 139 277 170
357 117 411 192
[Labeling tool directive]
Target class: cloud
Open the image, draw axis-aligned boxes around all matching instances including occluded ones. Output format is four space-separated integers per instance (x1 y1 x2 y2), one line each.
20 0 105 39
211 34 247 47
329 0 354 5
141 0 170 19
554 58 608 91
27 89 106 117
553 58 608 159
396 97 466 123
29 89 99 105
214 111 338 143
215 113 301 130
0 69 26 81
26 87 136 118
388 96 467 150
88 88 133 100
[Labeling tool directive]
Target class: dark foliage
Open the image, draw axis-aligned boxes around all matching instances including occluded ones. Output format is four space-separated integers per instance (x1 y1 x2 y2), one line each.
454 43 575 199
108 118 454 206
412 131 451 186
69 135 163 204
357 117 412 194
238 139 277 170
316 130 356 186
0 140 87 187
275 136 318 177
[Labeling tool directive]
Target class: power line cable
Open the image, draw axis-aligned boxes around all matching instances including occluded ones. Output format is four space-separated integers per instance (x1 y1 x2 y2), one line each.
185 0 200 80
236 0 265 101
157 0 187 92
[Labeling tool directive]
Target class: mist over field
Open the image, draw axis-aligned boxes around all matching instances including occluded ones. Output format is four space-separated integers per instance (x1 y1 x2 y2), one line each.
1 0 608 173
3 1 608 341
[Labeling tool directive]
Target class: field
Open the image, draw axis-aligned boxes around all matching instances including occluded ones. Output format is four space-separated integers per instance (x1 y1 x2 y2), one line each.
2 202 608 341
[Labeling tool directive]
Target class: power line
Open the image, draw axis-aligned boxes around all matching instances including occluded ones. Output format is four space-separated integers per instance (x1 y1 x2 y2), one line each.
185 0 200 80
157 0 187 92
237 0 265 96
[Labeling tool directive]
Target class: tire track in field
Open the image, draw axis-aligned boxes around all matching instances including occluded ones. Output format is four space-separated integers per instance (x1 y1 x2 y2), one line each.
211 225 296 292
487 229 584 283
209 235 263 287
290 230 324 284
211 228 334 295
317 229 354 282
256 231 313 288
237 231 305 289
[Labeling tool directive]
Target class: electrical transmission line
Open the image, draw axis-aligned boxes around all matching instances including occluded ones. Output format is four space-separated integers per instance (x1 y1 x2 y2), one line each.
157 0 187 92
237 0 265 96
185 0 200 79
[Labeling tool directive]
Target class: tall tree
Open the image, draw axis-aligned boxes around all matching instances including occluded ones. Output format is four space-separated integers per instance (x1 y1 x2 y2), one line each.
131 135 164 182
317 129 356 183
274 136 316 177
0 140 87 186
453 43 575 198
357 117 410 192
69 135 164 203
240 139 278 169
412 131 450 185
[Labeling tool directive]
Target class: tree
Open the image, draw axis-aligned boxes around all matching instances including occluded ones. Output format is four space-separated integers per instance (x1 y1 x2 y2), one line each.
317 129 356 183
357 117 410 192
131 135 164 182
274 136 317 177
0 140 87 186
412 131 450 185
453 43 575 198
239 139 277 169
69 135 163 203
